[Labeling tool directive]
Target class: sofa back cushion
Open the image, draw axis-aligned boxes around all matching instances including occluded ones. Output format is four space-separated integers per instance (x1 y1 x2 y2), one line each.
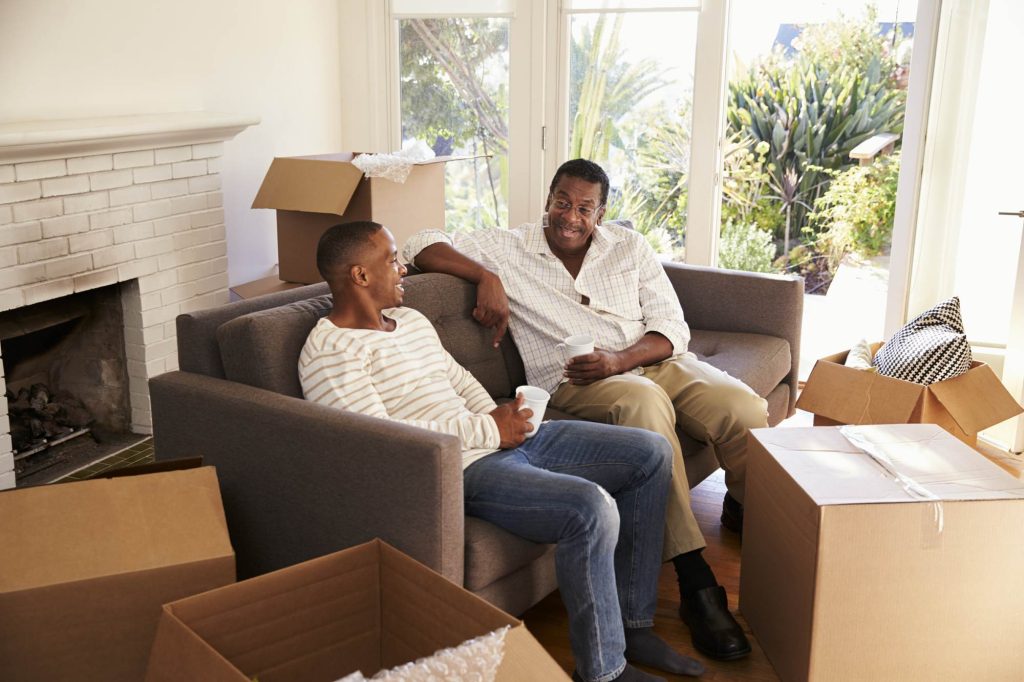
177 282 330 379
218 294 332 397
216 273 525 399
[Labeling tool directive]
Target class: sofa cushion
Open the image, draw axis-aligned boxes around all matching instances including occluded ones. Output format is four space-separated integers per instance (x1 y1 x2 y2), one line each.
463 517 553 592
217 294 332 396
688 330 790 398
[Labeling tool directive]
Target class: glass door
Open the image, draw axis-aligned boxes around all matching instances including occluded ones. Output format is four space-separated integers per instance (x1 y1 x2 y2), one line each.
555 1 703 258
721 1 917 378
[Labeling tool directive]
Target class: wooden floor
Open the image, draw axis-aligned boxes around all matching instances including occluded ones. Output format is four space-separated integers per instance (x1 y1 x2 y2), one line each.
521 467 781 681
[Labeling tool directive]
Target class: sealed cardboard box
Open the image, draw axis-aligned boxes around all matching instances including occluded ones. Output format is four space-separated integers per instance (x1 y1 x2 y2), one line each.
145 538 568 682
796 343 1023 446
0 466 235 682
253 152 465 284
741 424 1024 682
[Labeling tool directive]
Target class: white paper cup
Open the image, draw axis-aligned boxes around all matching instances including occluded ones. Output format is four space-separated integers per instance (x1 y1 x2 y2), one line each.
557 333 595 362
515 385 550 439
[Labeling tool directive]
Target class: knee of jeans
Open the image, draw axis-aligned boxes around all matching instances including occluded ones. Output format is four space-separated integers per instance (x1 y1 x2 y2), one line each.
609 381 673 426
632 429 673 479
568 484 620 545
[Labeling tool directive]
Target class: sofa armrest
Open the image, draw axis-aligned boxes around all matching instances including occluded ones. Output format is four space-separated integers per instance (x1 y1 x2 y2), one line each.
662 262 804 415
149 371 466 584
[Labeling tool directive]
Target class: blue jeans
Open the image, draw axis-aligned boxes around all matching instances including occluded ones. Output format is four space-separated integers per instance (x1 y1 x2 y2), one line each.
463 420 672 682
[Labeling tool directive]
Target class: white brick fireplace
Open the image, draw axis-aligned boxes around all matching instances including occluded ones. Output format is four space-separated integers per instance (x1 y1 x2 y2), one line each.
0 112 258 489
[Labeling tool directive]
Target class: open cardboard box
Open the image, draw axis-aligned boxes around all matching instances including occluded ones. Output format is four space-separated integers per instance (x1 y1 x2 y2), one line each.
796 343 1023 447
252 152 476 284
0 466 235 682
741 424 1024 681
145 538 569 682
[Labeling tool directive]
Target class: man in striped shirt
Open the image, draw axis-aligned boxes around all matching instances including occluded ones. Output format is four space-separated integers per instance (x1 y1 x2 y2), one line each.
300 221 703 682
403 159 761 662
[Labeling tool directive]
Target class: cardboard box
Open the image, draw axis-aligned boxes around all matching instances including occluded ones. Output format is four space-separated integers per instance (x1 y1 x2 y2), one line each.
145 538 568 682
796 343 1023 446
253 152 465 284
741 424 1024 681
0 466 235 682
229 274 305 300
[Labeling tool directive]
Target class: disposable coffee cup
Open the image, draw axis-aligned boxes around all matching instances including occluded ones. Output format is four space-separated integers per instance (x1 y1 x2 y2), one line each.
515 385 550 439
557 333 594 362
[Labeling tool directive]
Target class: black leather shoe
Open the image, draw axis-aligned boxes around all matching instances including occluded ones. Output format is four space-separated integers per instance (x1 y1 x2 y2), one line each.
720 492 744 534
679 585 751 661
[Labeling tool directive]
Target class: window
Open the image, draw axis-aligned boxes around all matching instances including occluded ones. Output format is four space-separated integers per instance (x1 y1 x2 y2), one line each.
563 5 700 258
397 16 511 232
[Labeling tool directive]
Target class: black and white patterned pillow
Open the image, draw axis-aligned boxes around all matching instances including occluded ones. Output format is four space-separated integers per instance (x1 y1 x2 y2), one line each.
873 297 972 385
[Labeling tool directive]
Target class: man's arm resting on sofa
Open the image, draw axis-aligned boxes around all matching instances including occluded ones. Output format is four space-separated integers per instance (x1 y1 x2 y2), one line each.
149 371 467 583
412 242 510 348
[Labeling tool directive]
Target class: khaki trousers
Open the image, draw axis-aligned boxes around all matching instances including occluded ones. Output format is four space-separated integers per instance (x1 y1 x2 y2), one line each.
550 353 769 560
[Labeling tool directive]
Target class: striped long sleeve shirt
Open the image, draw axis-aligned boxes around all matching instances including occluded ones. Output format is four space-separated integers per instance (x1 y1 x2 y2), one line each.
298 307 502 468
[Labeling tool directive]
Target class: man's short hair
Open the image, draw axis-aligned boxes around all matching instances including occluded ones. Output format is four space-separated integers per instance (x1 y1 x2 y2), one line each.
316 221 383 281
549 158 610 206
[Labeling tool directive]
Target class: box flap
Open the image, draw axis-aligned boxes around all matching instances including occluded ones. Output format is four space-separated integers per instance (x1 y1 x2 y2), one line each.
380 540 518 670
412 153 490 166
928 362 1024 434
377 541 567 680
252 157 363 215
0 467 232 593
796 354 925 424
749 424 1024 506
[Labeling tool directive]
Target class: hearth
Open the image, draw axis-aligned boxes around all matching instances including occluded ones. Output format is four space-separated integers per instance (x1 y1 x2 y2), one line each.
0 283 142 484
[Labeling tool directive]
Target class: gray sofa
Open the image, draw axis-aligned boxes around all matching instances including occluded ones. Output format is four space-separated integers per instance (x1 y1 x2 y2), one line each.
150 263 802 616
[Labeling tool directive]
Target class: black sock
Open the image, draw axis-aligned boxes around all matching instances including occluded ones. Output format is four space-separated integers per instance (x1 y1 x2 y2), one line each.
625 628 704 677
672 548 718 601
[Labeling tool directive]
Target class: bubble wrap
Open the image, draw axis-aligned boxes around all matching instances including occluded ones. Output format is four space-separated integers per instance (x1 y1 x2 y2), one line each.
351 140 436 183
335 625 508 682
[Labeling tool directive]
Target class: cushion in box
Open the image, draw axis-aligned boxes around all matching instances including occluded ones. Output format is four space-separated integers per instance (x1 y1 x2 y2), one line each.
873 296 972 385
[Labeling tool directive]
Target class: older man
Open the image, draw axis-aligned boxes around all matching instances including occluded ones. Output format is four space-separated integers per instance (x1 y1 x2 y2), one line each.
300 221 704 682
403 159 764 661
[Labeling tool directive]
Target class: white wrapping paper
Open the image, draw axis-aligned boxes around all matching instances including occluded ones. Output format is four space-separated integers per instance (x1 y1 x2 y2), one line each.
351 140 436 183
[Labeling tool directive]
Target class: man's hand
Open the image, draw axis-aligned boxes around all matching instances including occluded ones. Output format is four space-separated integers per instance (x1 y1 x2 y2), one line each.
473 271 510 348
564 349 625 385
489 394 533 448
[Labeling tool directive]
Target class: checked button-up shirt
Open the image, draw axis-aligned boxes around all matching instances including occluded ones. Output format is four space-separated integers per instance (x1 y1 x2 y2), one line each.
402 218 691 394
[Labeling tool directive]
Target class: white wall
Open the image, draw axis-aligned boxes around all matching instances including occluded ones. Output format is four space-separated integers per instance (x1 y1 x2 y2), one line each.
0 0 344 287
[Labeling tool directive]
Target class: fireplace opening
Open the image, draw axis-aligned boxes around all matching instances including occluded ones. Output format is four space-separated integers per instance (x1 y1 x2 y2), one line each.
1 284 146 486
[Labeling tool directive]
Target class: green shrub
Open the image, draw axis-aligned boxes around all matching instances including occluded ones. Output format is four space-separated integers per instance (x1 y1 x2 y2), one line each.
718 221 776 273
724 5 907 254
810 152 900 269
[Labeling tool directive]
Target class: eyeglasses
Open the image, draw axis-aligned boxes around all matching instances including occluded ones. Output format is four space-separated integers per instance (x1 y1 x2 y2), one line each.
550 199 603 219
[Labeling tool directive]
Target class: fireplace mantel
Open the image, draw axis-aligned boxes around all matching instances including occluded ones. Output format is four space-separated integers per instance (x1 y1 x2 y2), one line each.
0 112 260 163
0 111 258 488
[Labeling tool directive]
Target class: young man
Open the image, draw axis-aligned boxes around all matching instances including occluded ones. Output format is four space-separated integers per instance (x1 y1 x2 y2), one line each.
402 159 763 661
299 221 704 682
